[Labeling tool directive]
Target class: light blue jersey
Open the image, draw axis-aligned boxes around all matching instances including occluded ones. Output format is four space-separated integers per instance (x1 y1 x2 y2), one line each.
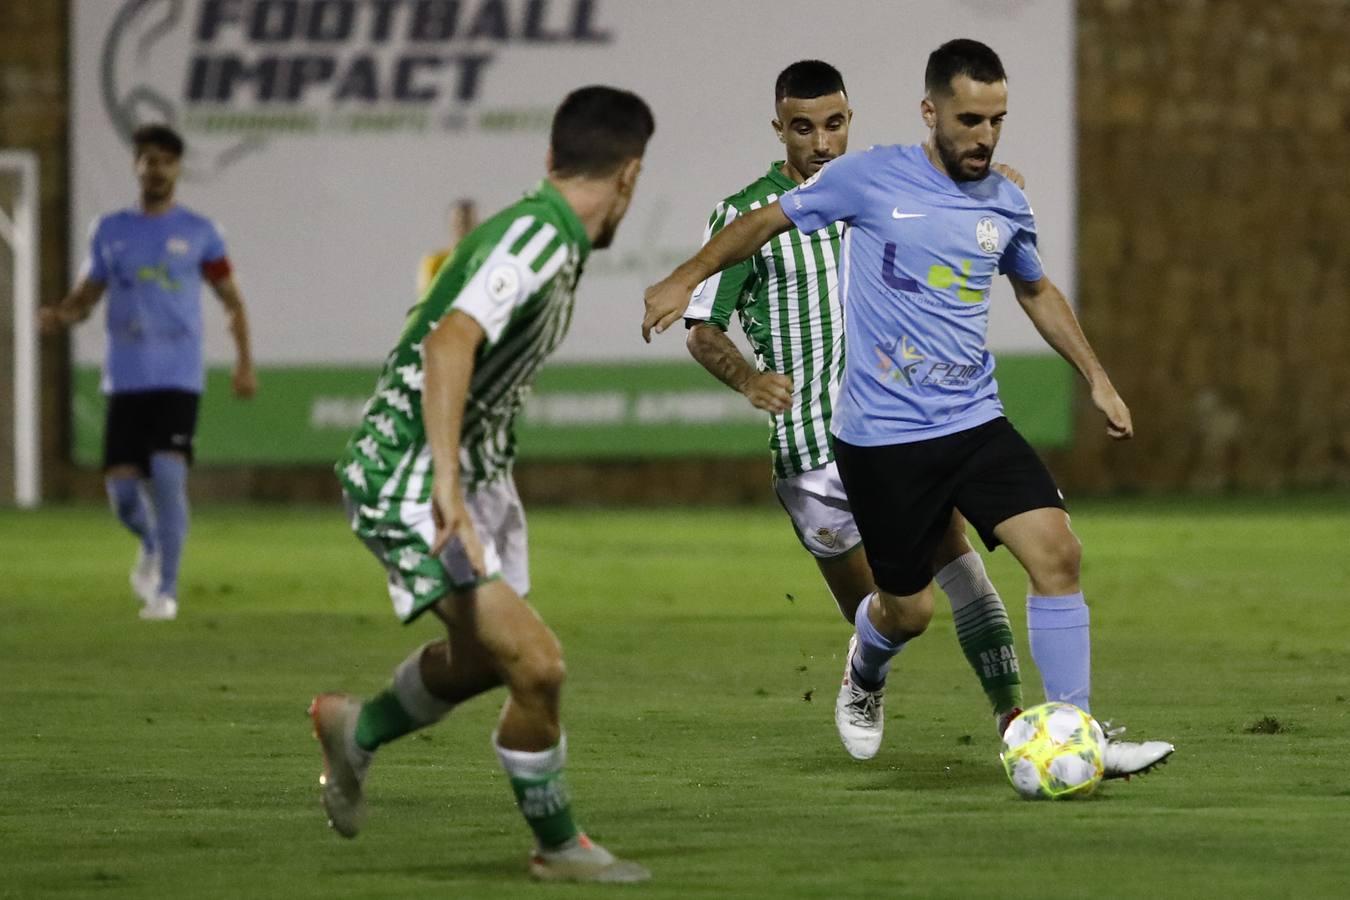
782 144 1044 446
83 206 229 394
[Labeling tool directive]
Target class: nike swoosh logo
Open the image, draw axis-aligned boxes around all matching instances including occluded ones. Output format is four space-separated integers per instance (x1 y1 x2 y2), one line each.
892 210 926 219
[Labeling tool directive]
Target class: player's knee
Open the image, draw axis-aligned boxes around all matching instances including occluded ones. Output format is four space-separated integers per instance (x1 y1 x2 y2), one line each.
1035 533 1082 591
874 591 934 640
512 649 567 701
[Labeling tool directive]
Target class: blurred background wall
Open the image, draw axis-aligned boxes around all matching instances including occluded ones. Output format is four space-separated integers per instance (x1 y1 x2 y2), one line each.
2 0 1347 503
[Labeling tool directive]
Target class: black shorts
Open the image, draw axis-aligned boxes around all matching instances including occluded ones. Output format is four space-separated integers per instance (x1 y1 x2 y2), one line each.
103 390 200 473
833 417 1065 597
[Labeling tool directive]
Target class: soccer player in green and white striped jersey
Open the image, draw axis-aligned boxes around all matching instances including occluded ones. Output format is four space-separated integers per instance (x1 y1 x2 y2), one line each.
310 87 653 884
684 61 1025 760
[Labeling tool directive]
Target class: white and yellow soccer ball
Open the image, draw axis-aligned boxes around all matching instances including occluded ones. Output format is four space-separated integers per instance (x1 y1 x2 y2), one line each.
999 702 1106 800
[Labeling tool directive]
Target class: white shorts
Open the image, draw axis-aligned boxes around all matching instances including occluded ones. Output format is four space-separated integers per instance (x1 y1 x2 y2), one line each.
347 474 530 623
773 461 862 559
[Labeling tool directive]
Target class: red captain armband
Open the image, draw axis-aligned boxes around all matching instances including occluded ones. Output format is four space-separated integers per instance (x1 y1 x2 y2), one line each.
201 256 233 282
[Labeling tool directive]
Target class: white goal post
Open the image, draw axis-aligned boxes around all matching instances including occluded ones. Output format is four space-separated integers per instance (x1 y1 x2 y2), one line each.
0 151 40 508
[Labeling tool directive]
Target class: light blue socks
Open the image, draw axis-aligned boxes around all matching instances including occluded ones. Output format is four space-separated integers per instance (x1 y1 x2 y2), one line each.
849 593 907 691
106 476 155 552
1026 593 1091 712
149 453 190 600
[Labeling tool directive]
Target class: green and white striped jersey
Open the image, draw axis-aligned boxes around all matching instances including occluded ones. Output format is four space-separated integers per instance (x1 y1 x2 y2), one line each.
687 162 845 478
337 180 589 500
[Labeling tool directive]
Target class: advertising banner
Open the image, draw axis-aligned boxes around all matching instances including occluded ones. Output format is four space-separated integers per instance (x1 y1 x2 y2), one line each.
70 0 1075 465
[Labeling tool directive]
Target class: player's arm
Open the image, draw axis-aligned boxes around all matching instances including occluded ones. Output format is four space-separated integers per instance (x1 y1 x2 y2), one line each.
686 324 791 414
422 310 488 568
1009 274 1132 440
642 203 793 342
208 274 258 398
40 277 105 333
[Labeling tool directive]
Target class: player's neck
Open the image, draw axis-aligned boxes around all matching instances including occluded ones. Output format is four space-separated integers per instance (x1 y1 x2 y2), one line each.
779 161 808 185
139 195 176 216
921 138 958 183
547 175 614 245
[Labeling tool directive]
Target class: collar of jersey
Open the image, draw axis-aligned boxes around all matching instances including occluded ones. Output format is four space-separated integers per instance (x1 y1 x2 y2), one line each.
765 161 800 193
529 179 592 257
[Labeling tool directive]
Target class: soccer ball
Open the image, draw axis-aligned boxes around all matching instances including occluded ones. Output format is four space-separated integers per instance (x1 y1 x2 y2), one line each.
999 702 1106 800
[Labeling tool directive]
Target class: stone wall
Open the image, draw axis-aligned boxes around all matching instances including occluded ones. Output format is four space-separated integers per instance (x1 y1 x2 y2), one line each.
3 0 1346 501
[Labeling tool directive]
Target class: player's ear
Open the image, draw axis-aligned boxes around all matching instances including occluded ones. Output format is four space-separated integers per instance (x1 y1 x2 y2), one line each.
545 147 555 174
771 118 785 144
616 157 642 197
921 96 936 129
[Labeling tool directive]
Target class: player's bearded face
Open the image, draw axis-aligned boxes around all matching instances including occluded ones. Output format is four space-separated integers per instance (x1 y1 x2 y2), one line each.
135 147 181 203
930 76 1007 181
774 92 852 182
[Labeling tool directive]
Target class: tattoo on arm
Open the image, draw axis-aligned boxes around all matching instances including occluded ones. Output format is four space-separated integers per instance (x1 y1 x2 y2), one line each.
687 324 755 392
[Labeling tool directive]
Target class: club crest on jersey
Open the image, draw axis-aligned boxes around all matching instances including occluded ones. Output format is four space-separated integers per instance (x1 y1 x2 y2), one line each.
975 217 1000 254
486 263 523 303
166 237 190 256
814 527 839 549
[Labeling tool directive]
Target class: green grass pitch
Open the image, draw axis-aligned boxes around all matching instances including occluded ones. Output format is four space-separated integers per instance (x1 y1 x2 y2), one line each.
2 496 1349 898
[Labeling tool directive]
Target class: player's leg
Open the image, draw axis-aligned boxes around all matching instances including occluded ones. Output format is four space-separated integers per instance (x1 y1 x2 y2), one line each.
931 512 1024 732
459 476 645 882
103 393 158 606
831 437 952 760
140 391 200 620
774 462 870 622
957 419 1173 777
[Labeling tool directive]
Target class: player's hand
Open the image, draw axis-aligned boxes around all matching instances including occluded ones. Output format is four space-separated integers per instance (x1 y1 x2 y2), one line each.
430 477 485 575
38 305 75 334
642 275 694 343
993 163 1026 189
232 364 258 399
740 372 793 414
1091 382 1133 440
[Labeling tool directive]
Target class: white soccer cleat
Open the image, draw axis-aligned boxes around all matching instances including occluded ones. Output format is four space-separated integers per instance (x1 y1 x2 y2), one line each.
835 635 885 760
529 834 651 883
1101 721 1175 779
309 693 373 838
130 546 160 606
138 595 178 621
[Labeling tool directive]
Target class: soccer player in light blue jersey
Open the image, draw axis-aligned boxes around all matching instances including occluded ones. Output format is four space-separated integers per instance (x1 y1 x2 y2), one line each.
684 60 1026 759
644 40 1173 779
43 125 256 621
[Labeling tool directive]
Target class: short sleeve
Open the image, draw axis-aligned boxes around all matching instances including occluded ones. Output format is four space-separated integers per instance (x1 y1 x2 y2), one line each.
781 153 867 234
687 201 757 330
448 217 566 346
202 218 228 264
82 217 109 283
999 219 1044 282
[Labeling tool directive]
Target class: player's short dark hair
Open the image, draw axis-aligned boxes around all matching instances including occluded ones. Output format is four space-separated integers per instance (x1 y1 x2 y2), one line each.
131 124 185 159
925 39 1007 96
549 86 655 178
775 60 847 104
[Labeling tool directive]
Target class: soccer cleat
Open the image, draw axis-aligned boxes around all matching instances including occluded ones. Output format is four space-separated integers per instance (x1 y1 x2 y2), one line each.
835 635 885 760
130 546 160 606
1100 721 1175 779
309 693 373 838
529 834 651 883
138 595 178 621
995 706 1024 737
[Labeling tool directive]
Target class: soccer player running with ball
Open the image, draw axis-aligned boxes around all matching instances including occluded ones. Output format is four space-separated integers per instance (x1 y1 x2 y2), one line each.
683 60 1026 760
310 87 653 883
644 41 1173 779
42 124 257 622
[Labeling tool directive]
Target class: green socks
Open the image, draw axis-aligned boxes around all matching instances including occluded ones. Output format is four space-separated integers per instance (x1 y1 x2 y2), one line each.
354 643 457 752
936 551 1024 715
495 734 580 850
